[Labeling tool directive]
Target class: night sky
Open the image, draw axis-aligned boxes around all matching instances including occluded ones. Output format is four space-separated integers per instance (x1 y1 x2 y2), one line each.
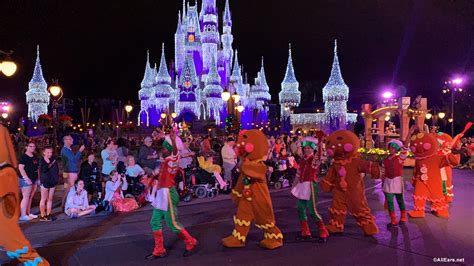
1 0 473 115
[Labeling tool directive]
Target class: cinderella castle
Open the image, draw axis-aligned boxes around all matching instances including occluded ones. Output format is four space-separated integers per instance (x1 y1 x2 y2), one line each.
138 0 356 131
138 0 271 127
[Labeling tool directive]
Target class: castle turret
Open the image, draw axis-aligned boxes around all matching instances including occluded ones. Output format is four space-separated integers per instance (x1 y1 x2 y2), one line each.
221 0 234 78
322 39 349 130
201 0 219 75
26 45 50 122
203 55 223 124
279 43 301 119
155 44 174 113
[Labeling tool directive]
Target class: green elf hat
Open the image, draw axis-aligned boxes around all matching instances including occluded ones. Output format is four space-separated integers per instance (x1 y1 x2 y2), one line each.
300 137 318 150
162 135 184 152
387 139 403 151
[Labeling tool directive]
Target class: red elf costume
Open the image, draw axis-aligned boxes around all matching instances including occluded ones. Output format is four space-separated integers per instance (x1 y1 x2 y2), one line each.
291 137 329 242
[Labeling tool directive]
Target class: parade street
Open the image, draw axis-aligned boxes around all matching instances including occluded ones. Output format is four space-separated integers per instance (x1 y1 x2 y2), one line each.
1 169 473 266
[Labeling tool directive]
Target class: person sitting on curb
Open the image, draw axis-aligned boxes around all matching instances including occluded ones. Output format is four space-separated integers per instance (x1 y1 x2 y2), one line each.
65 179 96 218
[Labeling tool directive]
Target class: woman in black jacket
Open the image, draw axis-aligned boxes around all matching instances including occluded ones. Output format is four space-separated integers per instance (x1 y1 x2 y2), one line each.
79 152 102 200
39 145 59 222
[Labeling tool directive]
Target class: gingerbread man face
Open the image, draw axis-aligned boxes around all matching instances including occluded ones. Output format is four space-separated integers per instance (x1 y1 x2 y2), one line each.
410 132 438 157
236 129 268 161
325 130 360 160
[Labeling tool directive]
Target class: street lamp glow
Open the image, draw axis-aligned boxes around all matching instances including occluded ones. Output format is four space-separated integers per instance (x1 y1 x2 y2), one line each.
384 116 390 121
448 117 454 123
49 85 62 97
0 60 17 77
160 113 167 119
221 90 231 102
1 113 8 119
125 105 133 113
425 113 432 120
171 112 177 119
438 112 446 119
452 78 463 85
232 92 240 104
236 105 245 113
382 91 393 99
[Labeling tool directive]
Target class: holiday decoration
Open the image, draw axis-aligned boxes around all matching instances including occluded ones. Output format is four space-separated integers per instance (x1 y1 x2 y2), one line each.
59 115 73 128
225 115 240 134
37 114 52 128
279 43 301 119
289 40 357 132
26 46 50 123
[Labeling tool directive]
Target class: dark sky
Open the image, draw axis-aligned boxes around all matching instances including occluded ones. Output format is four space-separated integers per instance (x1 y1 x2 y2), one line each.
1 0 473 114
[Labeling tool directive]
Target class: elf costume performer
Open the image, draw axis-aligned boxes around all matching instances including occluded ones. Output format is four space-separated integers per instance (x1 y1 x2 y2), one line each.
291 137 329 242
382 140 409 227
408 132 459 218
320 130 381 236
435 132 458 203
0 125 49 265
146 131 198 259
222 129 283 249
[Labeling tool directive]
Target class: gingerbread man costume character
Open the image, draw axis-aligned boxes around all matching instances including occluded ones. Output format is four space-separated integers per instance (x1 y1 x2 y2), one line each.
0 125 49 265
409 132 459 218
320 130 380 236
222 129 283 249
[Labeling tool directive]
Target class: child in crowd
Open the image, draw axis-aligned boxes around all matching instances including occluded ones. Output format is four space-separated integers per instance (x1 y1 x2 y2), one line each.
104 170 138 212
65 179 96 218
126 155 145 178
39 146 59 222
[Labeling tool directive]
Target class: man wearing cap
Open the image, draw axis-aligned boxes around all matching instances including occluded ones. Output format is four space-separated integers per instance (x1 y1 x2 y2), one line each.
147 130 198 259
138 136 159 174
382 139 408 227
291 137 329 242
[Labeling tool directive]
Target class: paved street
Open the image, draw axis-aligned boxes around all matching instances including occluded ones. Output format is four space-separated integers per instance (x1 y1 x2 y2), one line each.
1 169 473 266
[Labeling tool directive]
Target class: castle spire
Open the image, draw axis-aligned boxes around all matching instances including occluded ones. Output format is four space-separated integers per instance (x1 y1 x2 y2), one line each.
259 56 269 88
176 11 182 33
282 43 297 84
29 45 47 88
140 50 155 88
205 55 221 85
223 0 231 24
326 39 345 87
26 45 50 122
322 39 349 102
157 43 172 84
230 49 242 83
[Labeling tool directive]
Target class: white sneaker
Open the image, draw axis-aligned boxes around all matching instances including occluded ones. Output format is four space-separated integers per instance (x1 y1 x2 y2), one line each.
29 213 38 219
19 215 33 221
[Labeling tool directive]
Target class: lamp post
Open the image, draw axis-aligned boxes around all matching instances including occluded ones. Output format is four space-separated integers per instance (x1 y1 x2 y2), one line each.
125 104 133 123
0 102 11 126
443 78 464 136
49 79 63 150
0 50 17 77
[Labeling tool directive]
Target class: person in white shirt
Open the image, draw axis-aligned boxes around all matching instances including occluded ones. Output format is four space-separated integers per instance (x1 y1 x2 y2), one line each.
65 180 96 218
221 137 237 186
179 140 195 170
125 156 145 178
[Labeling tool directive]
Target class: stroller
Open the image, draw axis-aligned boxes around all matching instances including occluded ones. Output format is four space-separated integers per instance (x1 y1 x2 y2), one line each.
267 159 296 190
